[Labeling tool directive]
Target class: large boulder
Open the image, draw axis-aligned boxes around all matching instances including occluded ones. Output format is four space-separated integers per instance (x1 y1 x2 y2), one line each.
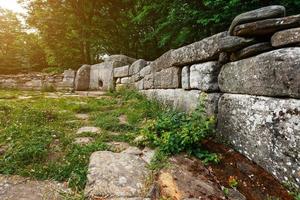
189 61 220 91
219 48 300 98
171 32 228 67
217 94 300 187
230 42 273 61
153 67 180 89
271 27 300 47
140 89 221 115
90 63 114 91
75 64 91 91
229 5 286 35
104 55 136 68
84 151 151 199
233 14 300 37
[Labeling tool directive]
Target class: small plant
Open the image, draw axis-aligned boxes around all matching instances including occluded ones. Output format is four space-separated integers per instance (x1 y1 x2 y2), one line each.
139 99 218 165
223 187 229 197
228 176 239 188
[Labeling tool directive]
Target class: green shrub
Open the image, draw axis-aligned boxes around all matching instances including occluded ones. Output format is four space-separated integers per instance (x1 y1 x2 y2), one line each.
140 101 218 165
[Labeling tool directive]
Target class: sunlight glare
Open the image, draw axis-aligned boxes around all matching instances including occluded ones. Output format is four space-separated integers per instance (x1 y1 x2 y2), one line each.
0 0 25 13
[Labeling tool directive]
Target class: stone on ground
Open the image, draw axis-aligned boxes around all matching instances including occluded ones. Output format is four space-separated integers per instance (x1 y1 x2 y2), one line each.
157 155 225 200
118 115 128 125
73 137 94 145
76 126 100 134
122 146 143 155
75 113 89 120
84 151 151 199
0 175 69 200
107 142 131 152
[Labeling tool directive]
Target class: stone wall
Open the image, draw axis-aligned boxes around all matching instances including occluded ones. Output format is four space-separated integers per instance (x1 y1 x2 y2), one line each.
75 5 300 187
0 70 75 91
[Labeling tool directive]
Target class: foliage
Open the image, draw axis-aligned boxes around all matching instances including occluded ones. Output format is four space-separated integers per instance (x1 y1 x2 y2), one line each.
2 1 300 72
228 176 239 188
0 9 47 74
139 98 218 169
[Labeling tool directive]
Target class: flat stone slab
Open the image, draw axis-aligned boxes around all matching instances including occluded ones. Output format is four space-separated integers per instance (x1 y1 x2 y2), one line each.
230 42 273 61
229 5 286 35
74 91 107 97
84 151 150 199
76 126 100 134
73 137 94 145
233 14 300 37
0 175 69 200
271 27 300 47
75 113 89 120
219 47 300 98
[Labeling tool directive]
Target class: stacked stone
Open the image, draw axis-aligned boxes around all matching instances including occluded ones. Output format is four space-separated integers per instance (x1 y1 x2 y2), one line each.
0 71 75 91
217 5 300 188
113 59 150 90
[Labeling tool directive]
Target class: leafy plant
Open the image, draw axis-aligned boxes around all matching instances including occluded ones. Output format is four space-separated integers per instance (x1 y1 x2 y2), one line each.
228 176 239 188
140 99 217 165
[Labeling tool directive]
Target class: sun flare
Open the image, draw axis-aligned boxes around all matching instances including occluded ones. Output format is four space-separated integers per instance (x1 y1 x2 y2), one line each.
0 0 25 13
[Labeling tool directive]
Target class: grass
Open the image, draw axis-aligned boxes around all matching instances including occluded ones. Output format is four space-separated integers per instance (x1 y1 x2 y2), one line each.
0 89 162 192
0 88 218 199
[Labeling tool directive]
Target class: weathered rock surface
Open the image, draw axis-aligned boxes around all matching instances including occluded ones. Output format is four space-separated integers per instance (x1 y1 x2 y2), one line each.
76 126 100 134
219 48 300 98
219 36 256 52
229 5 286 35
104 55 136 68
150 50 175 72
75 65 91 91
140 89 220 115
190 61 220 91
129 59 147 75
157 155 225 200
171 32 228 66
233 14 300 37
0 175 70 200
114 65 130 78
62 69 75 88
73 137 94 145
84 151 150 199
154 67 180 89
217 94 300 187
90 62 114 91
120 77 131 84
230 42 273 61
271 27 300 47
139 65 152 78
181 66 190 90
